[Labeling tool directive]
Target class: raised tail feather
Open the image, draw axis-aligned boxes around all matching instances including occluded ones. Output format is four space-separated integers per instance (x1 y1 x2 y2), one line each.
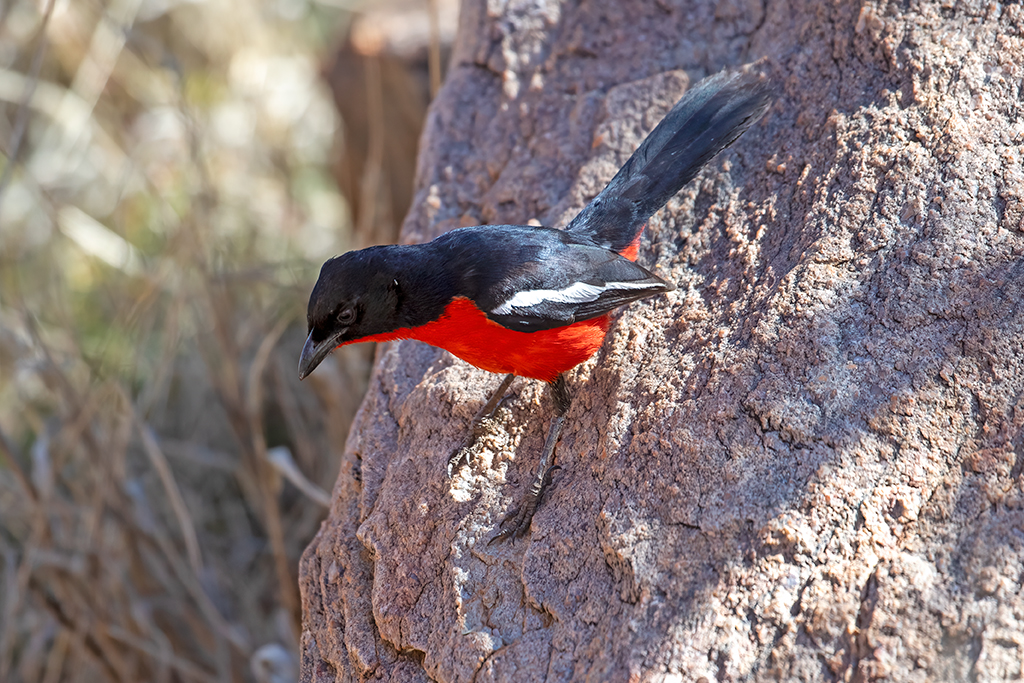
566 69 771 254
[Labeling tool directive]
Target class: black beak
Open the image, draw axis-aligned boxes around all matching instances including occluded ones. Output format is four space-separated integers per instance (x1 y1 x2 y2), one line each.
298 330 337 380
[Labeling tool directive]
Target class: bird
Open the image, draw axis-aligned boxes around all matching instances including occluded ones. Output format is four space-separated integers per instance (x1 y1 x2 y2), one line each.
299 69 771 542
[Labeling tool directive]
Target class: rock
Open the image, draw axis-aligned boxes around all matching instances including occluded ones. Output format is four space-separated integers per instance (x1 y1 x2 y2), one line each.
301 1 1024 680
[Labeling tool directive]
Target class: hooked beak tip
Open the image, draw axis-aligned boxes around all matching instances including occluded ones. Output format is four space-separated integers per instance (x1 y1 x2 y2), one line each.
298 331 327 380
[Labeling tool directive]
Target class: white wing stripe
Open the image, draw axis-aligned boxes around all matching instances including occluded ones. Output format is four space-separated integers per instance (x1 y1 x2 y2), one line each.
491 280 655 315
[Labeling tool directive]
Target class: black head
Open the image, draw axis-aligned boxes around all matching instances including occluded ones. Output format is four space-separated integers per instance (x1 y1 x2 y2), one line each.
298 247 403 379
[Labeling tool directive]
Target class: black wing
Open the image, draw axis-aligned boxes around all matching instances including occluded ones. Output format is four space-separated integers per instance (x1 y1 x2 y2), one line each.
430 225 674 332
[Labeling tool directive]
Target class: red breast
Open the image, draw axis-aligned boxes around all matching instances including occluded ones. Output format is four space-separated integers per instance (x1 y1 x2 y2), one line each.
347 297 611 382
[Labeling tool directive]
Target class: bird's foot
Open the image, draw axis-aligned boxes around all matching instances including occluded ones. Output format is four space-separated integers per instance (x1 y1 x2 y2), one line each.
446 442 473 478
448 394 518 477
488 466 561 545
447 375 516 479
446 416 498 477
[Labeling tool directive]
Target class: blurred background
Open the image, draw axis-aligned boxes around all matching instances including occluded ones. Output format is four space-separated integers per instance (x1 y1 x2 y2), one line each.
0 0 456 680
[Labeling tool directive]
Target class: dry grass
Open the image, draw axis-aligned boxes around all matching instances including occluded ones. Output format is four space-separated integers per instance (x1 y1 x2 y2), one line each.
0 0 382 679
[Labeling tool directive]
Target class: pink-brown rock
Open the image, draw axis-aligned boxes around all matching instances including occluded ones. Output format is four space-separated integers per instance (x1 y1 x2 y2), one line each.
301 1 1024 680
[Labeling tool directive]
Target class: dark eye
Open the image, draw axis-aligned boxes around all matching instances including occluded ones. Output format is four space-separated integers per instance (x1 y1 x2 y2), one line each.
336 307 355 325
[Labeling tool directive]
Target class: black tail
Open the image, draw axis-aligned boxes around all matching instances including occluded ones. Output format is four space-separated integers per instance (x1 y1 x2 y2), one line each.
565 69 771 253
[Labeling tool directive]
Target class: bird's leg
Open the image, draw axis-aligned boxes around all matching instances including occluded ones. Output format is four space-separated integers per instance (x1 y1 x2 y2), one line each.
447 373 516 477
490 374 570 544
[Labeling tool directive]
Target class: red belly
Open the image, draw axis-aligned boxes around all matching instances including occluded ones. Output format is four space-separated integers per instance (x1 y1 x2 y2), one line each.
348 298 610 382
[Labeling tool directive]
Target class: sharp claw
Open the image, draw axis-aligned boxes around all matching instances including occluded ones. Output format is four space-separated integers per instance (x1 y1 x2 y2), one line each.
488 508 522 546
488 470 562 545
446 454 460 478
497 506 521 531
446 415 498 478
489 509 528 545
446 447 469 479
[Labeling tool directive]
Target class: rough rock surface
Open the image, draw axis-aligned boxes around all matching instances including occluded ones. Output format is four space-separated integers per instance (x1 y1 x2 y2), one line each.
300 0 1024 680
